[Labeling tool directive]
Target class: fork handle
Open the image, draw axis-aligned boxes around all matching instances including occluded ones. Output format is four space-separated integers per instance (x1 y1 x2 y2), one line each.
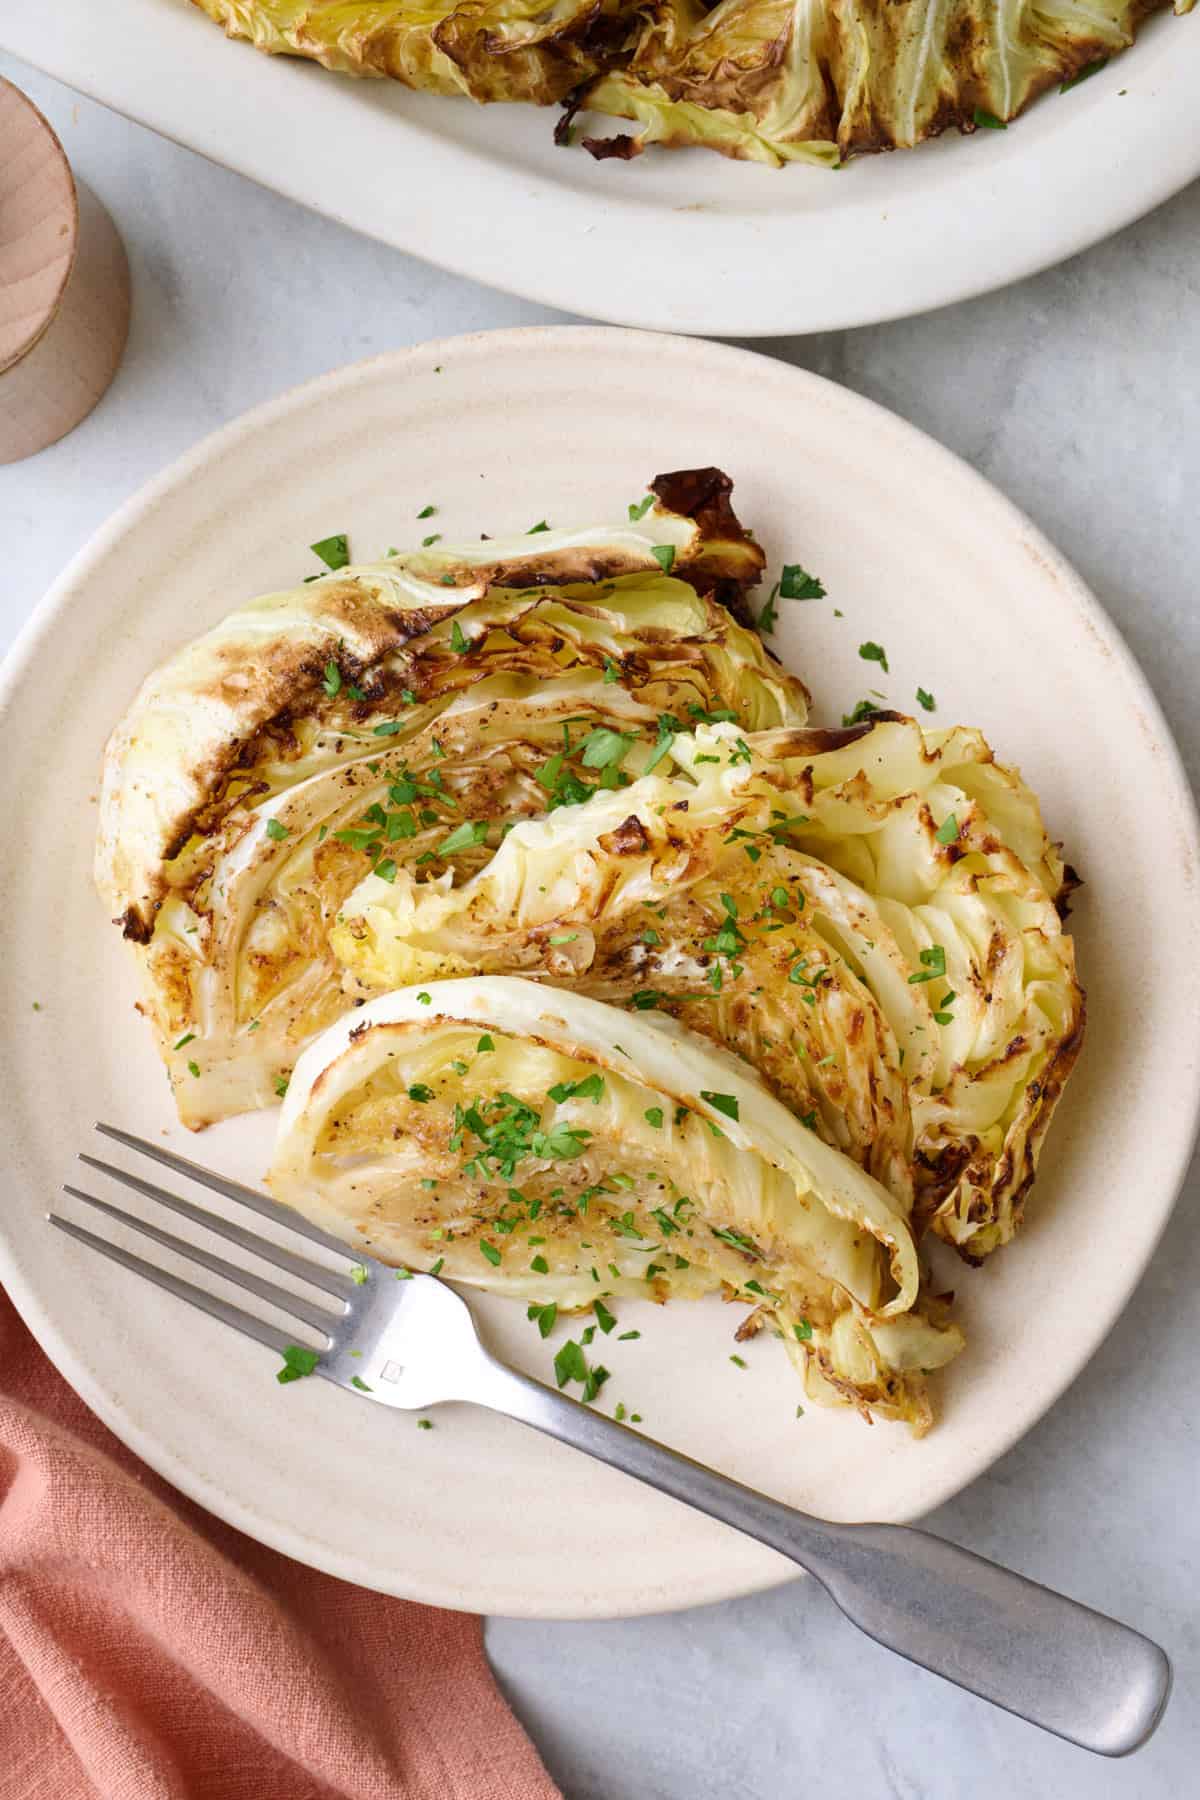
469 1353 1169 1756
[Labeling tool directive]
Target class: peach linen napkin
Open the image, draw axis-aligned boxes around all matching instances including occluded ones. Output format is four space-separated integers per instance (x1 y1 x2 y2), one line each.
0 1288 560 1800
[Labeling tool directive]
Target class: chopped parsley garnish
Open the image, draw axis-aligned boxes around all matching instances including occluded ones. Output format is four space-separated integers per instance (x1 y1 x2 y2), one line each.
265 818 289 841
618 1331 641 1342
187 1060 201 1079
429 1258 445 1277
933 991 958 1026
417 1418 433 1429
793 1319 813 1342
530 1254 550 1274
701 1091 739 1122
527 1301 558 1338
1061 57 1107 92
373 720 405 737
935 813 959 845
479 1239 502 1266
650 544 676 574
350 1264 368 1285
527 520 551 534
779 564 826 601
858 640 889 673
757 581 781 635
456 1092 591 1179
351 1375 373 1392
422 533 441 547
908 944 947 985
712 1226 759 1257
273 1075 289 1098
417 504 437 519
437 819 489 855
627 494 654 521
630 990 666 1011
643 710 683 775
730 1354 748 1369
602 658 621 684
973 107 1007 129
643 1107 664 1130
407 1083 434 1103
173 1032 196 1051
276 1344 320 1384
323 661 342 697
548 1073 605 1104
916 687 936 712
579 727 634 770
554 1338 588 1387
450 620 469 654
477 1034 495 1052
548 933 577 947
594 1299 616 1335
373 857 397 883
310 533 349 571
842 698 881 727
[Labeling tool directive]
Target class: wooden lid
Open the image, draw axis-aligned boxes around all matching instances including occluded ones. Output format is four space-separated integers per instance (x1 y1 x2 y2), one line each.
0 78 78 377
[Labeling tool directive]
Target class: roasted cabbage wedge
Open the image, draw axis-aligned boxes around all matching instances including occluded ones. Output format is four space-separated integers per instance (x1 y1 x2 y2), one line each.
332 718 1083 1262
191 0 631 105
268 976 963 1427
94 471 809 1127
192 0 1193 165
578 0 1186 165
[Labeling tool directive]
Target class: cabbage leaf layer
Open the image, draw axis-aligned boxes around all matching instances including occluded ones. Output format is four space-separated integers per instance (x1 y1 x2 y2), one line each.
269 975 963 1428
94 471 807 1126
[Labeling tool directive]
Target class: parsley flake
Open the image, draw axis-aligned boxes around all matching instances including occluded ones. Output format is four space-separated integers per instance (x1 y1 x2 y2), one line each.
780 564 826 600
276 1344 320 1384
701 1091 739 1122
908 944 947 985
310 533 349 571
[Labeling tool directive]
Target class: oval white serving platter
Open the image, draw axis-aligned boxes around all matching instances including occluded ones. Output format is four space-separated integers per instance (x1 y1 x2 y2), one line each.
1 327 1197 1619
3 4 1199 335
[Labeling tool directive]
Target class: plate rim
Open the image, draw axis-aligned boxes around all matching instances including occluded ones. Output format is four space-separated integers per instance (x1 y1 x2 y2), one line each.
4 10 1200 336
3 324 1199 1618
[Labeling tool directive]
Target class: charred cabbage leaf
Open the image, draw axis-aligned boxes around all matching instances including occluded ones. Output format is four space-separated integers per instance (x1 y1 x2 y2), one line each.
191 0 631 105
268 975 963 1428
332 717 1083 1262
577 0 1187 164
94 471 807 1126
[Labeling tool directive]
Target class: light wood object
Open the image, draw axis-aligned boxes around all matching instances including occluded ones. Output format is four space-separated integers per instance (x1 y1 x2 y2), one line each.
0 78 130 464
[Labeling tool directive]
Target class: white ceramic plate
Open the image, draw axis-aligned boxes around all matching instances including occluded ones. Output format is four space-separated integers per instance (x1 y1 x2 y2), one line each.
5 4 1199 336
2 327 1197 1619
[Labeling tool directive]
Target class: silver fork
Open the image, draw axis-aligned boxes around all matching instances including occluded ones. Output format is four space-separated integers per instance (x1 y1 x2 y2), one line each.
51 1123 1169 1757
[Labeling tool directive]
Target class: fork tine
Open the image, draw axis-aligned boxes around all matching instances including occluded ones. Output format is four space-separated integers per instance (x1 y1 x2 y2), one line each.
94 1123 355 1258
78 1153 353 1303
63 1186 339 1334
49 1213 306 1361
